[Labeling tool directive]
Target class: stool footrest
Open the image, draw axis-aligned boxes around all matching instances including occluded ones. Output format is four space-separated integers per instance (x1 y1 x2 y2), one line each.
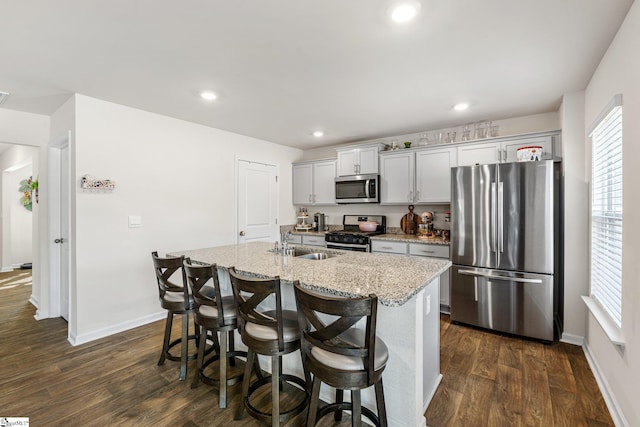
316 401 381 427
243 374 308 424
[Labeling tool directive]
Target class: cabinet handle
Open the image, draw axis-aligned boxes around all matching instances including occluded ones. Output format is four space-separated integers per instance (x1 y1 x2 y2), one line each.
415 190 420 201
408 191 413 201
421 250 435 254
382 246 393 250
308 194 312 202
503 148 506 162
497 147 501 161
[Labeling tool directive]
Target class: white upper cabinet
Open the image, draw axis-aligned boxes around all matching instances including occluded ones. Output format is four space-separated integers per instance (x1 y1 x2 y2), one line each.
502 135 553 162
457 141 502 166
380 146 458 204
380 151 415 204
415 147 457 203
336 144 381 176
292 159 336 205
457 133 555 166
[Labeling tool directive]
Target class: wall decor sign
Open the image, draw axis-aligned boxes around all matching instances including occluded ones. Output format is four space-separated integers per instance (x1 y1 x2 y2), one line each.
81 174 115 191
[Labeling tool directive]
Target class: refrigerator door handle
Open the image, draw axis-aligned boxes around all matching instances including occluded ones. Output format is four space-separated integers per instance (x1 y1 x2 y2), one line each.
458 269 543 284
498 181 504 253
491 182 497 253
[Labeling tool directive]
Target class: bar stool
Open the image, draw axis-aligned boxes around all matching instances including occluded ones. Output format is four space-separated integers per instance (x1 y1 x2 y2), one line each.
294 282 389 427
183 259 247 408
151 251 199 381
228 267 309 427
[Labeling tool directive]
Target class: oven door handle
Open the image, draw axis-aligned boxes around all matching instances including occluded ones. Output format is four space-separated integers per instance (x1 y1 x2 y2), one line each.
365 179 371 199
326 242 369 251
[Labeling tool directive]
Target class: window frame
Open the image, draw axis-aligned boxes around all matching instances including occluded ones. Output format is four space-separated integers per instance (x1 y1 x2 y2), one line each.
583 94 624 349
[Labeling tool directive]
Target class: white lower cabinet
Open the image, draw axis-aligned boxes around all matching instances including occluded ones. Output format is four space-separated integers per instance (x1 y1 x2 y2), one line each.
287 234 303 244
302 235 325 247
372 240 451 311
371 240 408 255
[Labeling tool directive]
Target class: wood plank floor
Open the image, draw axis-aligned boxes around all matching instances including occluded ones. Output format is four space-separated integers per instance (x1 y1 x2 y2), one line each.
1 271 614 426
426 314 614 427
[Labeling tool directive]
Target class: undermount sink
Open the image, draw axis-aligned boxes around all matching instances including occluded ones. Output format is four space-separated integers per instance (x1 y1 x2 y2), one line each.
270 246 341 260
292 247 340 260
297 252 332 260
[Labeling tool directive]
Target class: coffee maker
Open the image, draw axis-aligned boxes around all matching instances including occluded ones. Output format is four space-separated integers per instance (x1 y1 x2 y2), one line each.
313 213 325 232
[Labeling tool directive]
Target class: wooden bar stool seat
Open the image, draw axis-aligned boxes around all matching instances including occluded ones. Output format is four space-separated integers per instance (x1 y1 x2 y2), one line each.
294 283 389 427
229 267 309 427
184 260 247 409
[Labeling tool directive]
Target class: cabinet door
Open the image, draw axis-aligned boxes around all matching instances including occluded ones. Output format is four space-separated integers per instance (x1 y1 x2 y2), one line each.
415 147 457 203
380 152 415 204
302 235 326 246
502 135 552 162
358 146 379 175
292 163 312 205
312 160 336 205
457 142 502 166
371 240 408 254
336 150 358 176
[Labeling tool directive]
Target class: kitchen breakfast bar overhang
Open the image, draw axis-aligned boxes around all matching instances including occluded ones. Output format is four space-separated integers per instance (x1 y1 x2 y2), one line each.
171 241 451 427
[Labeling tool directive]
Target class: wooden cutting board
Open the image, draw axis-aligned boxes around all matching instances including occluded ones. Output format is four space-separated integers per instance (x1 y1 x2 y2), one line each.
401 204 421 235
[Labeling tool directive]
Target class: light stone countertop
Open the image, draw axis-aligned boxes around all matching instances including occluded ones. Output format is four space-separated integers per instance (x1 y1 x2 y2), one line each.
172 241 451 307
371 234 450 246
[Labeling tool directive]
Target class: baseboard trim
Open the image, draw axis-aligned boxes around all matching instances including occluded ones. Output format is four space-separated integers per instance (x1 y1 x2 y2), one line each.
423 373 443 413
560 332 584 346
68 311 166 346
582 343 629 427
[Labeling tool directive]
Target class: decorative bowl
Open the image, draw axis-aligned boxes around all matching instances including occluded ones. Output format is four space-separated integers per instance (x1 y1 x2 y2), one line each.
517 145 543 162
358 221 378 232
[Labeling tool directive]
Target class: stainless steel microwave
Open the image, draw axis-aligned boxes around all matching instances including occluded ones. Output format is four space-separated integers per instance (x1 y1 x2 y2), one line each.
335 174 379 203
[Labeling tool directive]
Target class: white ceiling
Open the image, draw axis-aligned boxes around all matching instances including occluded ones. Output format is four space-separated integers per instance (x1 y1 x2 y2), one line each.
0 0 633 149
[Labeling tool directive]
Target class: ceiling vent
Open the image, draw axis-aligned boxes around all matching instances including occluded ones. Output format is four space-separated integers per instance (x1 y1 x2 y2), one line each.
0 92 9 105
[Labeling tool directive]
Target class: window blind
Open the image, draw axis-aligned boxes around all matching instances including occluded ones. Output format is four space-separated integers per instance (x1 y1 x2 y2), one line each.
590 101 623 328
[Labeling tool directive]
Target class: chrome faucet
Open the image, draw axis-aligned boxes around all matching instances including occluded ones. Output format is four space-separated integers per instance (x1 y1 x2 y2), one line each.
281 231 292 254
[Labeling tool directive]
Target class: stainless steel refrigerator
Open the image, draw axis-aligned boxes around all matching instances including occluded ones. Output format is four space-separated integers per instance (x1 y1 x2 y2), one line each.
450 160 562 341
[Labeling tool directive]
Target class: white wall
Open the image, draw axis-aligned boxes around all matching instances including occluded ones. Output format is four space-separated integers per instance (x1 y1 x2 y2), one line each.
300 111 560 161
71 95 302 340
0 109 49 314
559 92 588 342
583 2 640 425
3 163 33 268
0 145 38 270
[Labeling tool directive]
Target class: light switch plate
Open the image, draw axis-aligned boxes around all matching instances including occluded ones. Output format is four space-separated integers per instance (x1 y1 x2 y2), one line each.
128 215 142 228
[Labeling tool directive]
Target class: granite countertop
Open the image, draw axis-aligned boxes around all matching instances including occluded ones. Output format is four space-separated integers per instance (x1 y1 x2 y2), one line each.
173 241 450 307
372 234 450 246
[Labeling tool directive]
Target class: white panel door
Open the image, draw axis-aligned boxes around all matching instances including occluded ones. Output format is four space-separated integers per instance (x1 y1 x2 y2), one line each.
59 144 70 321
237 160 278 243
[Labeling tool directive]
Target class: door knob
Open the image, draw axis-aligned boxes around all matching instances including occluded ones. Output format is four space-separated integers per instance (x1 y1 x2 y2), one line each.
54 238 65 244
239 231 246 236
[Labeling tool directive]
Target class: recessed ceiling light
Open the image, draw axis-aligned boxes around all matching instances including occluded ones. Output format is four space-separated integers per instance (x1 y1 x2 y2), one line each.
313 131 324 137
200 91 217 101
390 2 420 23
453 102 470 111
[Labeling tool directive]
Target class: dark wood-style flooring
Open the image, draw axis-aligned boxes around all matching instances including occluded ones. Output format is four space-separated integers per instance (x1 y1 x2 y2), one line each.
1 270 613 426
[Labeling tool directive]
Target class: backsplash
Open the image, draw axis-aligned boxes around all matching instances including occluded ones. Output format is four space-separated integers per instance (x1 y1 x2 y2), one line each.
287 203 451 234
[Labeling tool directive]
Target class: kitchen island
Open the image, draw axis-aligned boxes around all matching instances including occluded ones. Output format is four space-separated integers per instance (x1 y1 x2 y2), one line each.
173 241 450 427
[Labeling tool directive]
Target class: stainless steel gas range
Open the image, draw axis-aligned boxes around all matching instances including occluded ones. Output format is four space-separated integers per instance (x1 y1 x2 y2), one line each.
324 215 386 252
